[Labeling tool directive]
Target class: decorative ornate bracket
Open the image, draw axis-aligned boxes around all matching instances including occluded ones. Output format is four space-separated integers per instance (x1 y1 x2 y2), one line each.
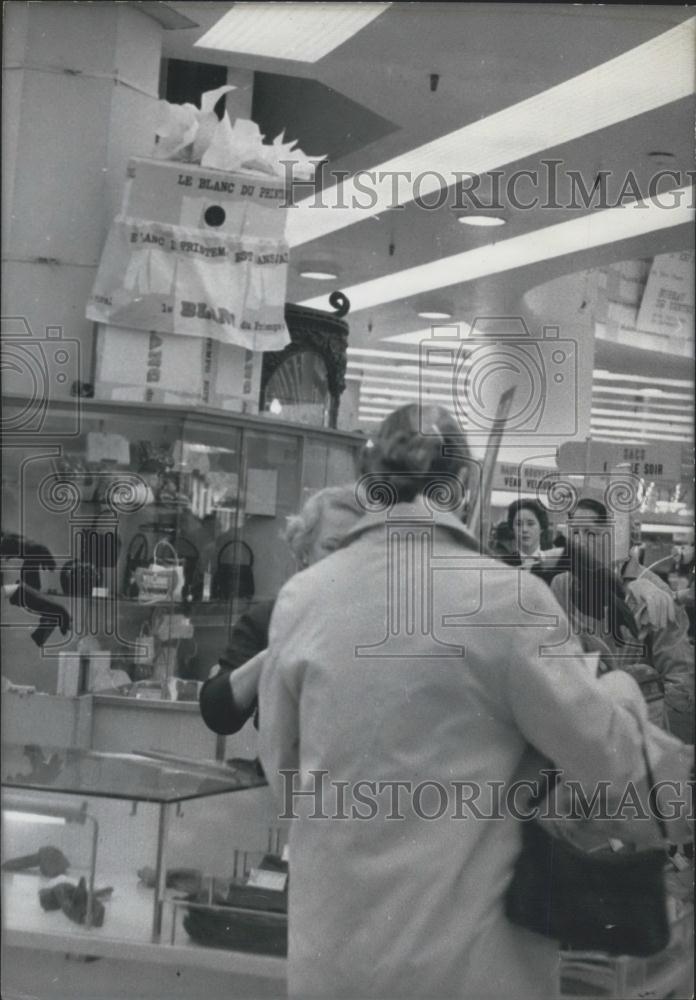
260 297 351 428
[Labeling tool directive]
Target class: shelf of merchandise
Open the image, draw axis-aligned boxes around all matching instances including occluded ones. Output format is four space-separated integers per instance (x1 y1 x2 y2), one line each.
2 871 285 980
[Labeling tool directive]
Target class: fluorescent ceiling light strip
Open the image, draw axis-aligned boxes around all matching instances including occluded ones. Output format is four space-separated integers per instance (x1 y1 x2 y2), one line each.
590 424 690 441
196 3 390 63
589 420 689 431
593 371 694 388
361 388 458 405
302 186 694 312
353 373 694 404
360 382 452 396
347 362 455 382
592 431 687 443
383 327 472 345
592 402 694 418
591 408 692 424
348 347 421 362
592 432 685 441
590 425 687 439
595 408 694 420
359 379 459 395
591 414 690 428
594 385 691 399
350 369 694 400
593 387 694 402
288 17 695 245
357 371 457 387
348 361 694 391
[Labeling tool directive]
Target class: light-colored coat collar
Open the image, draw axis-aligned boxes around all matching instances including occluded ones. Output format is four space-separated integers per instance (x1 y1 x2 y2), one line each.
341 499 480 552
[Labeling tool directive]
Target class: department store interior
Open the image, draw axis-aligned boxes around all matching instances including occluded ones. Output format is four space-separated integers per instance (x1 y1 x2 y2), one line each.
1 3 694 999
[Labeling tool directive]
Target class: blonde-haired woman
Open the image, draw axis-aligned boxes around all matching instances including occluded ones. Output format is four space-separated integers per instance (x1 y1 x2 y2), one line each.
199 484 364 737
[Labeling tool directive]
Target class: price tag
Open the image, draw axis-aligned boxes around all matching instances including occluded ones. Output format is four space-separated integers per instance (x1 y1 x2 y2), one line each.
247 868 287 892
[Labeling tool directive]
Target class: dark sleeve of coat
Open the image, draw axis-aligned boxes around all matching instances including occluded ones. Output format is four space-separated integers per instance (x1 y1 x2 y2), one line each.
199 599 275 735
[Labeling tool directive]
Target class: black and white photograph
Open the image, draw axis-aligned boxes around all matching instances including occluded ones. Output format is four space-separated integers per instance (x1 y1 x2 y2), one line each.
1 2 694 998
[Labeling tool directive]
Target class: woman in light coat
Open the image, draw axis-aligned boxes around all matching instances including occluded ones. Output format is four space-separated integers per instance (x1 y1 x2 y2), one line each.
259 403 690 999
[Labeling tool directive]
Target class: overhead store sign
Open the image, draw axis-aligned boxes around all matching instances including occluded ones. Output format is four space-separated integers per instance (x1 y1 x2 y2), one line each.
557 441 682 483
492 463 558 493
637 251 694 344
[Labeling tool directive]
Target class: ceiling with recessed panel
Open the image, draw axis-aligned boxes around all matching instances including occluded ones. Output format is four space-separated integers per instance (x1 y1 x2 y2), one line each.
251 72 398 163
163 2 694 446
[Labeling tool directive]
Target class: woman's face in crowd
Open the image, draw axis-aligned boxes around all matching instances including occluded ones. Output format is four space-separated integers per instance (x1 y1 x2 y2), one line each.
305 505 362 566
512 510 541 555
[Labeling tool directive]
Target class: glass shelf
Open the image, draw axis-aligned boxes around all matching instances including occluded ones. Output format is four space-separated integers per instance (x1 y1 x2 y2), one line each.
1 744 266 804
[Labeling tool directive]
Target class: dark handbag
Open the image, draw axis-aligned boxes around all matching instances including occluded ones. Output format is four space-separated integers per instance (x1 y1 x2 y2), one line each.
183 891 287 956
505 736 670 957
212 539 255 601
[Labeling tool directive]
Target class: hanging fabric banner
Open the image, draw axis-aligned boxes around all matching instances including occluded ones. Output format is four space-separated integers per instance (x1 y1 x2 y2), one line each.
86 156 295 351
87 215 289 351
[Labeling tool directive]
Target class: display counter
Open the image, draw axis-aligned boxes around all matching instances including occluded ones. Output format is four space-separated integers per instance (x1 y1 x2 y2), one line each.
1 396 360 991
1 689 257 762
1 743 288 987
1 395 362 701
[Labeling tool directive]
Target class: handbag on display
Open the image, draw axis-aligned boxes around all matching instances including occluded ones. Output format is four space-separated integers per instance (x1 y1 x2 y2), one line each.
134 540 185 605
123 526 200 601
505 732 671 957
212 539 255 601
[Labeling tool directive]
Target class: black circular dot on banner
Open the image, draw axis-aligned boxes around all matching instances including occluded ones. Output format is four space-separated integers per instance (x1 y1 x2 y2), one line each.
204 205 226 227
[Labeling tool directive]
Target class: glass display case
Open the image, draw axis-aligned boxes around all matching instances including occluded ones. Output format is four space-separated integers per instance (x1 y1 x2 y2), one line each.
1 742 287 979
1 396 362 706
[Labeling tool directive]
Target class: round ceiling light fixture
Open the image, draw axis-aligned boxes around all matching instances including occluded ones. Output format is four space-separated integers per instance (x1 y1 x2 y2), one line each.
417 309 454 319
298 261 340 280
416 297 454 321
300 269 339 280
457 214 506 227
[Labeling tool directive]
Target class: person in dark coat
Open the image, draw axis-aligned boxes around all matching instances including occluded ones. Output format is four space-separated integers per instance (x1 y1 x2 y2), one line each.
199 485 365 737
198 599 274 736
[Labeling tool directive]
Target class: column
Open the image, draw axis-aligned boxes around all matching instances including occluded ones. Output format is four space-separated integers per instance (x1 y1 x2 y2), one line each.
2 1 164 390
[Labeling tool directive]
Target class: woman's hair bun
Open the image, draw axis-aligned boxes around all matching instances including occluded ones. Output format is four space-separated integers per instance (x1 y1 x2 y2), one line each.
375 430 435 474
364 404 468 502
